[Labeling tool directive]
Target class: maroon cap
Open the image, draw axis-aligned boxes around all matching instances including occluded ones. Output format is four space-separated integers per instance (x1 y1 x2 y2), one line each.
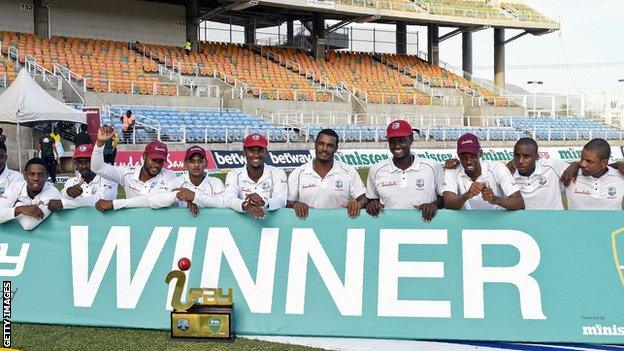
386 120 413 139
185 145 206 161
144 140 168 160
243 133 268 148
457 133 481 155
73 144 93 159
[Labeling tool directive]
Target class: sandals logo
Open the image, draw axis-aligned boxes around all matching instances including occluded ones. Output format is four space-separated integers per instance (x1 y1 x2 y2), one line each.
611 227 624 288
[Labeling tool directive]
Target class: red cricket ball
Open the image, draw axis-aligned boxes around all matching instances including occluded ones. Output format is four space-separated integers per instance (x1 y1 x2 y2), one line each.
178 257 191 271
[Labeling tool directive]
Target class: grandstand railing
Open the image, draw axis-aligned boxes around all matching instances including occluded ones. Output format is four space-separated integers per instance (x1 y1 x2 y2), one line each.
24 55 60 90
367 113 465 127
272 110 354 126
212 69 248 99
338 0 423 12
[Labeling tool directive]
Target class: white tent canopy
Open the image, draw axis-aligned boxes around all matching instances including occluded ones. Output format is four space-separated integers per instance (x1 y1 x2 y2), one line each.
0 68 86 124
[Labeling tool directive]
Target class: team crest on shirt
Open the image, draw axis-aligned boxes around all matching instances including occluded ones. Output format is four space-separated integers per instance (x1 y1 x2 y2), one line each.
262 181 270 190
609 186 617 197
415 178 424 188
91 187 97 195
538 175 547 186
0 186 4 195
335 180 343 189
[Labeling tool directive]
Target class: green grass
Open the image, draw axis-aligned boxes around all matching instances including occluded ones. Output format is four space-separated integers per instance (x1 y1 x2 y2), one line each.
13 323 327 351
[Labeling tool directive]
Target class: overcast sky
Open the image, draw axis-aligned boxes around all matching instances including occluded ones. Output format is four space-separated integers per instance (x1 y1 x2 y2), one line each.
204 0 624 95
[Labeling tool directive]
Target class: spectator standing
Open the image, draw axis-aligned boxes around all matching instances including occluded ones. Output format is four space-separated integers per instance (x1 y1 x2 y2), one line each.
121 110 136 143
38 127 58 183
74 124 91 146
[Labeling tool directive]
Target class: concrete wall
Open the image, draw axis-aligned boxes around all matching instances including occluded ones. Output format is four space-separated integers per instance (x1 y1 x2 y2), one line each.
83 91 221 109
465 106 525 118
0 0 34 33
365 103 465 117
225 98 352 116
49 0 185 46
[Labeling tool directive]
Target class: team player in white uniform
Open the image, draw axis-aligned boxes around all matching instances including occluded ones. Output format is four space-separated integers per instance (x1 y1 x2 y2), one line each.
46 144 117 211
0 141 22 196
145 145 225 215
224 134 287 219
287 129 367 220
366 120 444 222
91 125 178 211
565 138 624 210
443 133 524 210
0 158 61 230
509 138 572 210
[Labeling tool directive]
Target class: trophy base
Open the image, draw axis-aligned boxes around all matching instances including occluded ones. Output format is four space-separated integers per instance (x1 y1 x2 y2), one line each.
170 304 235 341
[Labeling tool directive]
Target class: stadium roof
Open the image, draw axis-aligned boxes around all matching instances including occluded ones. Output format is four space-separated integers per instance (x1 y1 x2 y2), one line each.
146 0 559 33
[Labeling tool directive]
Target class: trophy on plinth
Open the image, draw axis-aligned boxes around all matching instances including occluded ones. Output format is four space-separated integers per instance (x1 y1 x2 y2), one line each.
165 258 235 341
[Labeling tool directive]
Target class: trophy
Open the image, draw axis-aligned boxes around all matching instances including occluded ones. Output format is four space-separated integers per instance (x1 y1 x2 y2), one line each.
165 258 235 341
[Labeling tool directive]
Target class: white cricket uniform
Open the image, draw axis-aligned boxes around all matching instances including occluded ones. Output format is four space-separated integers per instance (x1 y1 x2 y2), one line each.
288 160 366 208
141 174 226 209
91 144 178 208
0 167 22 196
366 156 444 209
0 181 60 230
224 165 287 212
442 159 520 210
512 158 568 210
566 167 624 210
60 173 118 209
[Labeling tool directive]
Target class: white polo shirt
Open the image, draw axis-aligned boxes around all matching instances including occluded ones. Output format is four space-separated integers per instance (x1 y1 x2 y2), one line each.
91 144 178 200
0 181 60 230
442 160 520 210
150 174 225 209
61 173 118 209
566 167 624 210
224 164 287 212
512 158 568 210
366 156 444 209
288 160 366 208
0 167 22 197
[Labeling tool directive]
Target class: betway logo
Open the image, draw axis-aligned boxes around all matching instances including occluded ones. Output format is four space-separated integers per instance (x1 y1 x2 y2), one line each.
214 152 247 166
582 324 624 336
269 152 311 165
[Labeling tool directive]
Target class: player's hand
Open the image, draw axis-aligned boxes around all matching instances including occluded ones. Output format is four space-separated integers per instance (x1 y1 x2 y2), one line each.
506 160 516 174
415 202 437 222
292 201 309 220
466 181 484 198
96 125 115 146
345 200 362 219
95 199 113 212
15 205 45 219
365 199 384 217
561 162 580 187
243 202 265 220
245 193 266 207
481 185 498 204
66 181 84 198
186 201 199 217
176 187 195 202
444 159 460 169
47 199 63 212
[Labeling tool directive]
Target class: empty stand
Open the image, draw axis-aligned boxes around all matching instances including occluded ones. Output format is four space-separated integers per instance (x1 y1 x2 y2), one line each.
103 105 296 143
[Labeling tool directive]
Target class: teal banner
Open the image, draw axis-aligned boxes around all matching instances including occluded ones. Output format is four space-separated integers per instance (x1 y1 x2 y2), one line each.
1 209 624 343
